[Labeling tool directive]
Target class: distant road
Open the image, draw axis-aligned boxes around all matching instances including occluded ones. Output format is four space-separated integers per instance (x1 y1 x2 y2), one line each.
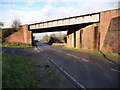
36 41 120 88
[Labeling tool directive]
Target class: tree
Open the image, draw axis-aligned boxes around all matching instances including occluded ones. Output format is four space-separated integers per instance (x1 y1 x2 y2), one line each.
63 34 67 43
50 33 56 38
0 22 3 43
42 35 50 43
11 19 21 31
41 33 67 45
0 22 4 27
2 19 21 42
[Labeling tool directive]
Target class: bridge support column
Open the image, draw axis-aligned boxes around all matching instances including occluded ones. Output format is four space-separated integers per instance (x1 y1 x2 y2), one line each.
71 32 74 48
76 30 80 48
22 25 32 44
67 30 74 48
67 35 70 47
67 33 72 47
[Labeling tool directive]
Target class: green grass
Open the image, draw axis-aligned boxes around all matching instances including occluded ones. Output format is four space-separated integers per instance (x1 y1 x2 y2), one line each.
2 42 32 48
69 47 119 58
2 46 32 48
0 52 2 89
52 43 66 46
44 67 59 81
101 51 120 58
79 49 101 55
2 52 42 88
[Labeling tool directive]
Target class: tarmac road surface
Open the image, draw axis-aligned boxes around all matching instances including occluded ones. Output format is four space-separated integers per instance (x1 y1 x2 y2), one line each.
35 41 120 88
2 42 120 88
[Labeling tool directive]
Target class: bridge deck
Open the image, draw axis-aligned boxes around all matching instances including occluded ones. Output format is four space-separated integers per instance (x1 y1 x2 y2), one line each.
29 13 100 30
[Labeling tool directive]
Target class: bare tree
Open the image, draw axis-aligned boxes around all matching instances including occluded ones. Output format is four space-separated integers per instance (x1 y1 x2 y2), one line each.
0 22 4 27
11 19 21 30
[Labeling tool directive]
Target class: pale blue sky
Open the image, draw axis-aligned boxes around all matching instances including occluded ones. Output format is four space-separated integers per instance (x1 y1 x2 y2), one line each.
0 0 119 39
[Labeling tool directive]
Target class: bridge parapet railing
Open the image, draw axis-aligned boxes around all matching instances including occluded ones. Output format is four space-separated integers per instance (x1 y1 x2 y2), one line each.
29 13 100 30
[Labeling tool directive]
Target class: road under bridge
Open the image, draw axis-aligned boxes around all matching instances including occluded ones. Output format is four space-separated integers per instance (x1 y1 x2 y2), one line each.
6 9 120 53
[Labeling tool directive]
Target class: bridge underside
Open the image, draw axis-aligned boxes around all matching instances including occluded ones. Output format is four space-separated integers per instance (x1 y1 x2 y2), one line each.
29 23 94 33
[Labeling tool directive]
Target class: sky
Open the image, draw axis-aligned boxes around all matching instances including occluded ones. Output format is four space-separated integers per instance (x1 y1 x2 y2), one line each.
0 0 119 39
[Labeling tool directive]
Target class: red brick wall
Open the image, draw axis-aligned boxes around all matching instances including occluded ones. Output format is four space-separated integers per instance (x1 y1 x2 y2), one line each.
6 25 32 44
100 9 120 53
78 23 100 50
6 30 24 43
67 23 100 50
67 9 120 53
22 25 32 44
101 16 120 53
67 30 75 48
82 25 95 50
76 29 80 48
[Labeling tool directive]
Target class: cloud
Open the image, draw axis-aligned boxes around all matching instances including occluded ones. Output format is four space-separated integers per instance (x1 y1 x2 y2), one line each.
27 0 36 5
1 1 118 28
1 0 119 2
1 0 118 39
0 4 16 7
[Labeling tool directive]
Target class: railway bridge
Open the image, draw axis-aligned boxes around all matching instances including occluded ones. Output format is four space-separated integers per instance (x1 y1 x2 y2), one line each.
6 9 120 53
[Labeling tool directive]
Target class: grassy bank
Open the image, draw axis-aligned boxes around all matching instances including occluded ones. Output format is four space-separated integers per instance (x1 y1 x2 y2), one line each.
67 47 119 59
81 49 119 58
2 52 41 88
2 42 32 48
0 52 2 89
2 52 65 88
52 43 66 46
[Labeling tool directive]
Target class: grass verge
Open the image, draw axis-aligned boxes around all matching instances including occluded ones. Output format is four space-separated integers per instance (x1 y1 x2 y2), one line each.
2 42 32 48
68 47 119 59
52 43 66 46
2 52 42 88
0 52 2 89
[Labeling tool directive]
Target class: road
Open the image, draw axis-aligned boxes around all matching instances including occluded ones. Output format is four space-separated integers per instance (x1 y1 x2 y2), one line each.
35 42 120 88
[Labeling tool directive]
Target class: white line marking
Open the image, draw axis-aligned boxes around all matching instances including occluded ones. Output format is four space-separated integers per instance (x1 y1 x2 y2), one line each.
61 69 85 89
66 53 73 56
110 68 120 73
50 59 86 89
73 55 80 59
82 58 89 62
66 53 89 63
58 51 62 53
34 47 38 50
